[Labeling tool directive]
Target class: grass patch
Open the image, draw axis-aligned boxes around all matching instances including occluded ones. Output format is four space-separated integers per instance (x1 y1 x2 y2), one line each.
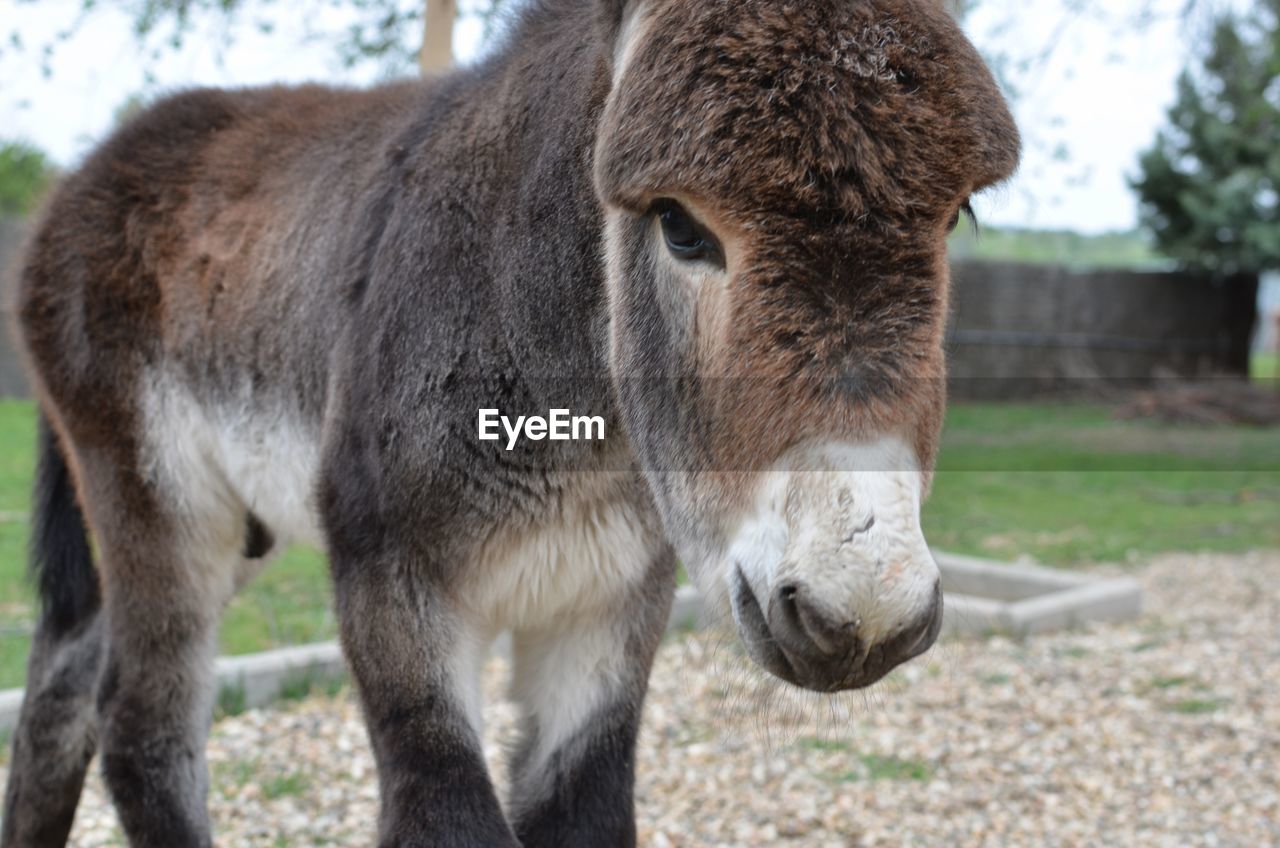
1170 698 1222 715
924 402 1280 565
261 771 311 800
947 226 1164 270
278 668 346 704
0 400 38 690
216 681 249 719
1253 352 1280 382
219 545 335 658
831 754 932 783
1150 675 1195 690
800 737 852 753
215 756 261 792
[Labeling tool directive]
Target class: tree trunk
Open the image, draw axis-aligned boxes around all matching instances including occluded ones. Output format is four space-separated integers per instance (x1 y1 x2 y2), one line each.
420 0 457 74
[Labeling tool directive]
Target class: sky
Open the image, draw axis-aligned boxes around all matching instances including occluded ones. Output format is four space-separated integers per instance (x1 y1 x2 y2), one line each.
0 0 1235 234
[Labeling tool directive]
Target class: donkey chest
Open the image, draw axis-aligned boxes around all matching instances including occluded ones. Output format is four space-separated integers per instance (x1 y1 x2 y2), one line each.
456 474 662 631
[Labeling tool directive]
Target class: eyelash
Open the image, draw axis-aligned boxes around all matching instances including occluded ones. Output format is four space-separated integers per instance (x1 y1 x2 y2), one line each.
951 201 979 234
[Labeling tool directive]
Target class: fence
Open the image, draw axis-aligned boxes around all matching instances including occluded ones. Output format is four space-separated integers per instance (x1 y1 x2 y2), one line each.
946 261 1257 398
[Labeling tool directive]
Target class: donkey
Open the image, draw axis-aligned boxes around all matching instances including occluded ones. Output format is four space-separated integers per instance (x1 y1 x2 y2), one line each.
2 0 1018 844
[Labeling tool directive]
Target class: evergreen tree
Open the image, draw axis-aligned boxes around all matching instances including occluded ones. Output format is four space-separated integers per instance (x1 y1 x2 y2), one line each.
1133 0 1280 274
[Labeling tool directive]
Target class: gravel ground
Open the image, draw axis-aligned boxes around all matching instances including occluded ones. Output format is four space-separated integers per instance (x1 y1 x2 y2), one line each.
5 550 1278 847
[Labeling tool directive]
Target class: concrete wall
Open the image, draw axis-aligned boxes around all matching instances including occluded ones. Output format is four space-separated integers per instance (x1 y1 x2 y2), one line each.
0 219 1260 401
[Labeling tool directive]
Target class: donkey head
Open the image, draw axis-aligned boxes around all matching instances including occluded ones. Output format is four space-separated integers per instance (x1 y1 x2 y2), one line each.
593 0 1019 691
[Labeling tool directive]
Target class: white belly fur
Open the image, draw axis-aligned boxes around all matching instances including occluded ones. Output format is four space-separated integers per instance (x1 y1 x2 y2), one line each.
139 370 325 558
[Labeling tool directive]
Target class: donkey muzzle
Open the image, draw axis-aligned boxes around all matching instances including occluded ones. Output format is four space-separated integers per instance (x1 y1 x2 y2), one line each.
724 439 943 692
732 569 942 691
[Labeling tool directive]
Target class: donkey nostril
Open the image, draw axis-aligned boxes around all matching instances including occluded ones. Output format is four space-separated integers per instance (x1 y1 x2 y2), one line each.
796 604 859 656
771 583 860 659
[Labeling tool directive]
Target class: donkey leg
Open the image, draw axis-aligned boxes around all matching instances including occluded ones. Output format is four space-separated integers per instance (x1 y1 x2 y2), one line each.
507 546 676 848
1 618 104 848
71 450 239 848
2 417 104 848
329 551 518 848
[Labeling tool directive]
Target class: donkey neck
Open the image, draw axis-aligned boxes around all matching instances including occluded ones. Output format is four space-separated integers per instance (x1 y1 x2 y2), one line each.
455 5 617 407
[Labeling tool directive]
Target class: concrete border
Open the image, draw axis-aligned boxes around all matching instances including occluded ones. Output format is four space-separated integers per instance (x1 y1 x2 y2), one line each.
936 551 1144 637
0 556 1144 733
215 641 348 710
0 642 353 737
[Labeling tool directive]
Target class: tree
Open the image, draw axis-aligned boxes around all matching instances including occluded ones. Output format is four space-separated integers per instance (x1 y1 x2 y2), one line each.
0 140 55 217
422 0 458 72
1132 0 1280 275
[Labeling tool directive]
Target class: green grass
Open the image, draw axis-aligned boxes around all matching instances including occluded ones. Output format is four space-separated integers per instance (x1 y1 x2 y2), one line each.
1150 676 1195 690
0 397 1278 689
0 400 40 689
219 545 334 657
215 756 261 792
923 402 1280 564
277 668 346 703
947 226 1166 270
1255 352 1280 382
215 681 249 719
829 754 932 783
261 771 311 800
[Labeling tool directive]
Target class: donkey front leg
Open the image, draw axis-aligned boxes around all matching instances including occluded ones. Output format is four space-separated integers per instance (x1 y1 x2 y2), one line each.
508 546 676 848
330 554 517 848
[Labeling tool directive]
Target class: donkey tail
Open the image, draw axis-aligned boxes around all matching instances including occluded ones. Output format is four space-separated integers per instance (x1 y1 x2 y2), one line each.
30 413 99 637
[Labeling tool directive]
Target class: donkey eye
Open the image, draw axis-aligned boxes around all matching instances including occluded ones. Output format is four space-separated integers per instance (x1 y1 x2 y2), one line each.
659 204 701 250
652 200 723 265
